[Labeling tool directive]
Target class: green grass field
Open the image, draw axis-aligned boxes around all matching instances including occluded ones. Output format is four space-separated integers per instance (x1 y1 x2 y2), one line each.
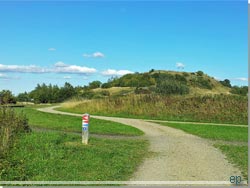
157 122 248 180
15 107 143 136
1 131 147 181
156 122 248 142
214 144 248 179
1 106 148 181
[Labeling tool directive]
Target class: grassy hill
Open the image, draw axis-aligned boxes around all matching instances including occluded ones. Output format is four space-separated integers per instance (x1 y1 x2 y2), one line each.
96 70 231 96
61 70 247 125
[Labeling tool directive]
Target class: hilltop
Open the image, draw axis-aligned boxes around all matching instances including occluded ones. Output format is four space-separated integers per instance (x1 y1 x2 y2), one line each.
96 70 231 96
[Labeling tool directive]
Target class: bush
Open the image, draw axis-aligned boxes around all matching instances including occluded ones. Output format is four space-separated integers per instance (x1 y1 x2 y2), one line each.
0 90 16 105
135 87 151 94
0 108 30 156
101 83 112 89
230 86 248 96
156 80 189 95
220 79 231 88
182 72 189 77
196 71 204 76
89 81 102 89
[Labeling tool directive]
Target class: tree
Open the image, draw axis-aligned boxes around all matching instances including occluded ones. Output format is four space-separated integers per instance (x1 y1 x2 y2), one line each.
196 71 204 76
149 69 155 73
101 82 112 89
88 81 102 89
59 82 76 101
0 90 16 105
230 86 248 96
220 79 231 88
17 92 30 102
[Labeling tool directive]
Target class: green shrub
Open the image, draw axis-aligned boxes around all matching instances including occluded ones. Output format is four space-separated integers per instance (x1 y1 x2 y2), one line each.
230 86 248 96
135 87 151 94
220 79 232 88
156 80 189 95
0 108 30 156
0 90 16 105
101 82 112 89
196 71 204 76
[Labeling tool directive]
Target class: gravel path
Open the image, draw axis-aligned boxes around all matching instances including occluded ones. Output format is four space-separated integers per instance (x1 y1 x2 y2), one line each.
38 106 242 181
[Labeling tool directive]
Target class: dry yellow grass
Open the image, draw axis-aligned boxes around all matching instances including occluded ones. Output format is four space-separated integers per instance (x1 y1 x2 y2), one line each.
62 98 91 109
93 87 134 95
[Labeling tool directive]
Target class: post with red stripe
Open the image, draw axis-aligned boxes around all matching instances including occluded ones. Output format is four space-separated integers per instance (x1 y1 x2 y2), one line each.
82 113 90 144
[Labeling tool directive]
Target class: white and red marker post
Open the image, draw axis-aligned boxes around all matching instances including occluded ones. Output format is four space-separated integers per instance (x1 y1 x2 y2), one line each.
82 113 90 144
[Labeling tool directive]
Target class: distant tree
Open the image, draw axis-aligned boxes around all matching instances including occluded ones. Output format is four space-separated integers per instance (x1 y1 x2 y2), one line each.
0 90 16 105
149 69 155 73
88 81 102 89
60 82 76 101
230 86 248 96
101 82 112 89
17 92 30 102
196 71 204 76
220 79 231 88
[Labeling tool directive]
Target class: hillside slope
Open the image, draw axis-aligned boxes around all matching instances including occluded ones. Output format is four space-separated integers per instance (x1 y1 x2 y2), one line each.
100 70 230 95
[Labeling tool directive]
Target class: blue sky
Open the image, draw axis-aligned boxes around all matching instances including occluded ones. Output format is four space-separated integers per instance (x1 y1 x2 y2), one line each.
0 0 247 95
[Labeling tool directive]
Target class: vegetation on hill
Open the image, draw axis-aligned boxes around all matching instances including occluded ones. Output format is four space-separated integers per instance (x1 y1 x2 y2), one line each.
61 94 247 125
230 86 248 96
1 69 247 105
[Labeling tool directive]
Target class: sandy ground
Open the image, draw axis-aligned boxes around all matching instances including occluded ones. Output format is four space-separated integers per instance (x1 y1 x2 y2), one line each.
38 106 242 181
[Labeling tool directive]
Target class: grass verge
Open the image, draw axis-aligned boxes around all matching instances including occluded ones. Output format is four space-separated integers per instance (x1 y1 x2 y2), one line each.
156 122 248 142
157 122 248 180
214 144 248 179
15 107 143 136
1 131 148 181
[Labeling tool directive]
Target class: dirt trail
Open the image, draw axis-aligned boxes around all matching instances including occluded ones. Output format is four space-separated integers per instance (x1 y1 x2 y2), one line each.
38 106 242 181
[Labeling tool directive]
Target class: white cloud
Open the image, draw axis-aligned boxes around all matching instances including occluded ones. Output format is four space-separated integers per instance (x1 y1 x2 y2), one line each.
233 77 248 81
63 75 72 79
55 65 96 74
55 61 68 67
83 52 105 58
0 73 7 79
82 54 91 58
48 48 56 51
0 63 96 75
176 62 185 69
93 52 104 58
0 64 47 73
102 69 134 76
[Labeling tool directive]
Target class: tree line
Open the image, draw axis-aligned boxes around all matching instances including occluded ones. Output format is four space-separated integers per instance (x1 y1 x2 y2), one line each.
0 70 248 105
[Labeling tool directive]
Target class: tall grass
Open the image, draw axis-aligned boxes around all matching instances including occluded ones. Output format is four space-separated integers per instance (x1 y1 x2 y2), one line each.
0 107 29 156
61 94 247 124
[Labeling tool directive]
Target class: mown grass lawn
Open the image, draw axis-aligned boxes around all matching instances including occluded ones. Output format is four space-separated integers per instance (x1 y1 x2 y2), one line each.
157 122 248 180
1 106 148 181
1 131 148 181
157 122 248 142
15 107 143 136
